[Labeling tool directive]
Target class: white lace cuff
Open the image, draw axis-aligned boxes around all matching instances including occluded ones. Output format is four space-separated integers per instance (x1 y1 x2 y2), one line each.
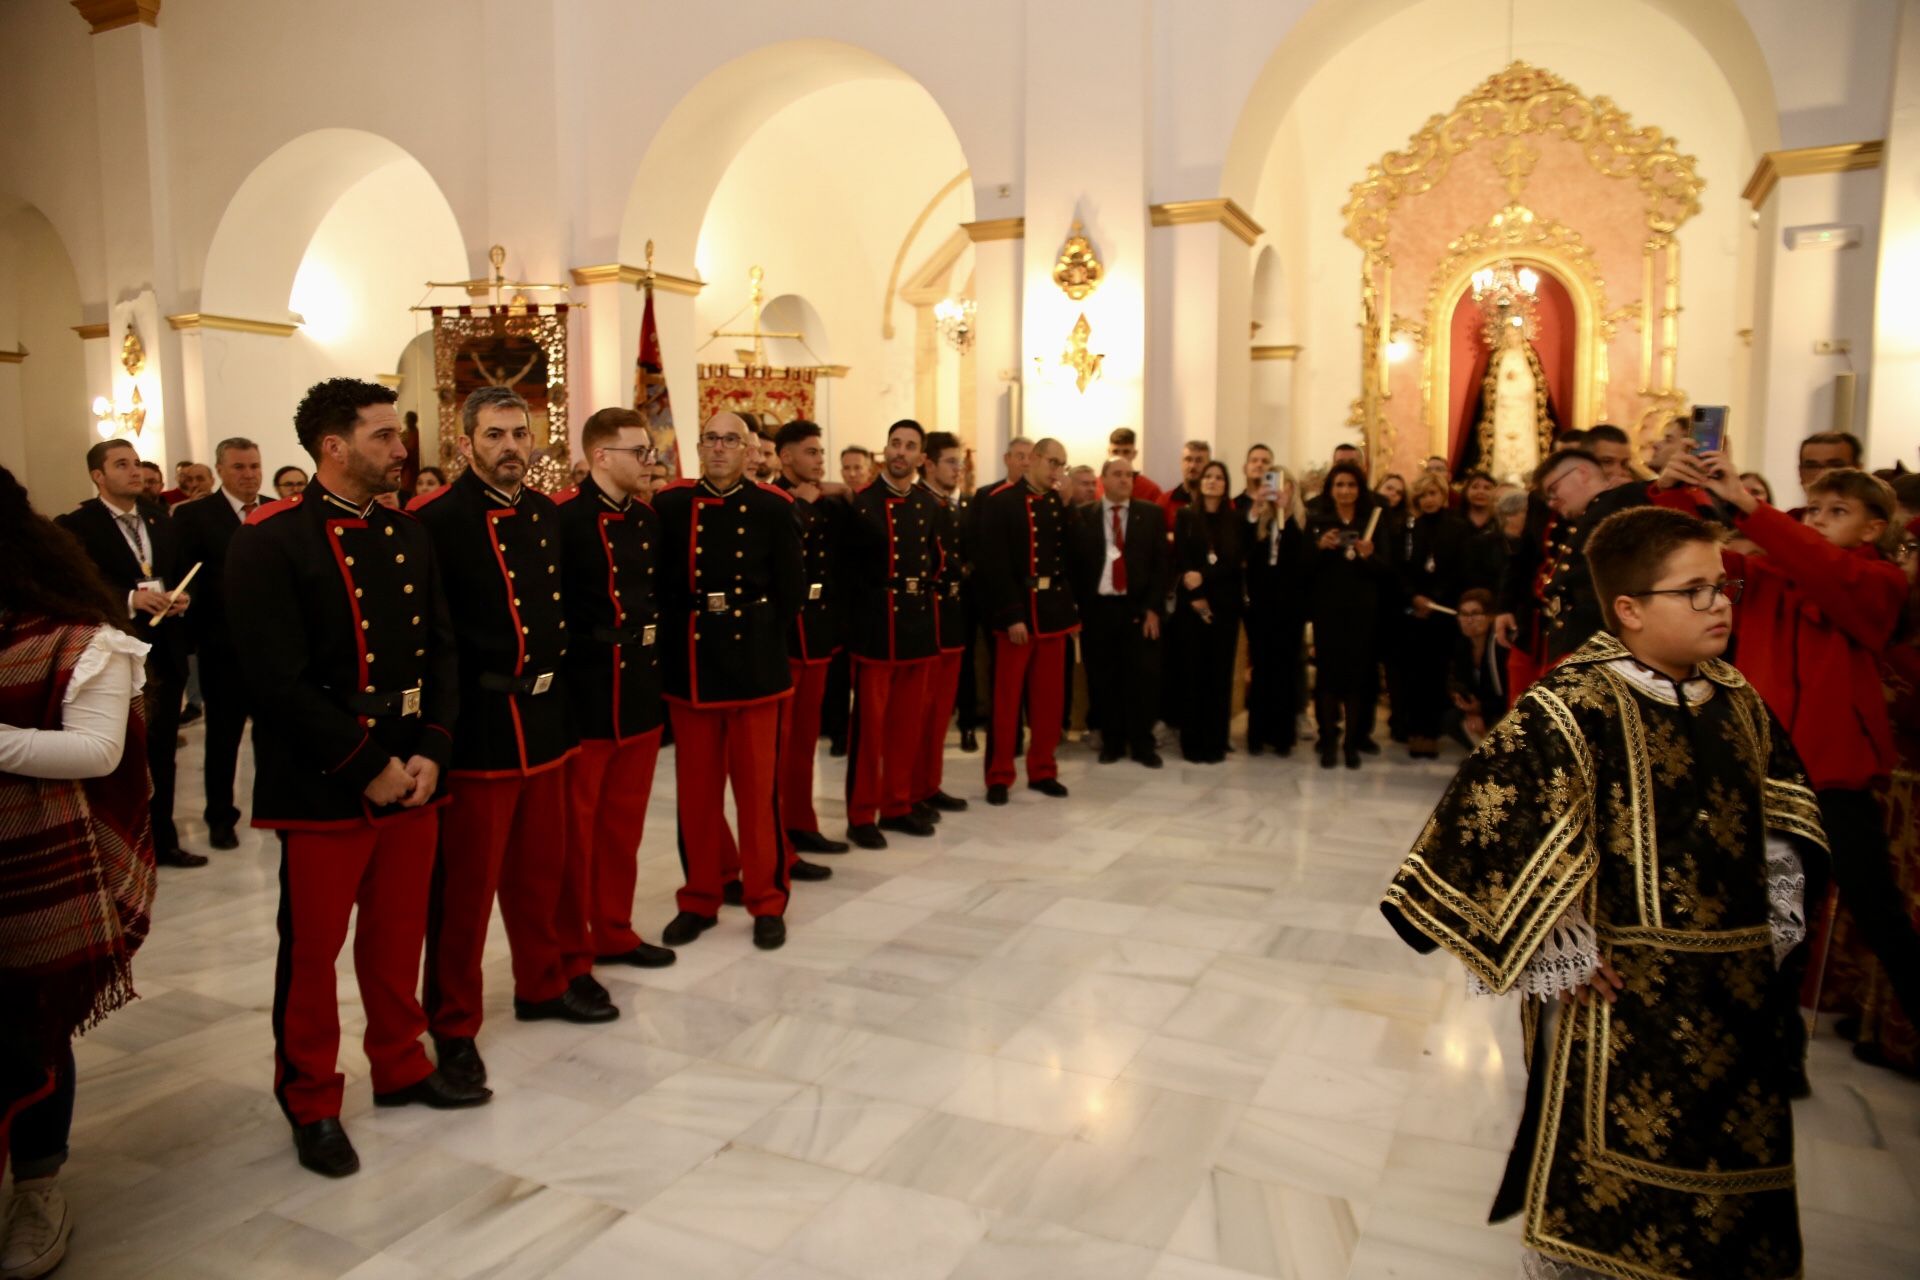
1520 1249 1610 1279
1765 835 1806 968
1469 903 1599 1000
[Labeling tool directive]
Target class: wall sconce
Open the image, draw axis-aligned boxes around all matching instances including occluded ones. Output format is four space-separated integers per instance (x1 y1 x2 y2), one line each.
1053 222 1103 300
933 296 975 352
1061 313 1103 393
93 389 147 439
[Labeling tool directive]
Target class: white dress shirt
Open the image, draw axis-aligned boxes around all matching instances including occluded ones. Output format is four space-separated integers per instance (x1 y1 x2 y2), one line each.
0 627 150 779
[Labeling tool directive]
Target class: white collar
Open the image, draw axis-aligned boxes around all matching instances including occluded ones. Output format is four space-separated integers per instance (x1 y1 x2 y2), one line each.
1604 655 1713 706
220 488 257 517
99 493 141 519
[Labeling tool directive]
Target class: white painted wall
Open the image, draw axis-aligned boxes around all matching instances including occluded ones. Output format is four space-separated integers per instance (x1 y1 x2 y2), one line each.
0 205 91 509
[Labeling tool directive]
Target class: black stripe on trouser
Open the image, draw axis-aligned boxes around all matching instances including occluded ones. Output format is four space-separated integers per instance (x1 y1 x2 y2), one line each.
421 820 450 1026
270 837 301 1125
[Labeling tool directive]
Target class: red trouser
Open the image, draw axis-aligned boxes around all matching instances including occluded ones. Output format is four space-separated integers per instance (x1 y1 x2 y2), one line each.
426 768 570 1040
986 631 1068 786
672 699 789 918
847 656 934 825
558 730 663 977
913 648 964 803
779 658 832 835
274 809 437 1125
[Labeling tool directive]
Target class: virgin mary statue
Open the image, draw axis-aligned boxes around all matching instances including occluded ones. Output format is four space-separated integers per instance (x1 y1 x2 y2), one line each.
1453 268 1560 483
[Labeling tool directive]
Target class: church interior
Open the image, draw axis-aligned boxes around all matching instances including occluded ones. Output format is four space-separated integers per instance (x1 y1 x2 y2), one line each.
2 1 1918 1277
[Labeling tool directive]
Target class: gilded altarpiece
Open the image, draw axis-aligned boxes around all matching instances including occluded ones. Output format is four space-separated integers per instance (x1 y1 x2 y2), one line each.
431 304 572 493
1342 62 1704 478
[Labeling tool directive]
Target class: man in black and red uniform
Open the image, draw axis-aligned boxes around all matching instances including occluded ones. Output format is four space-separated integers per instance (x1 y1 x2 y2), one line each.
653 412 806 951
977 436 1078 805
912 430 972 819
413 386 607 1098
843 419 942 849
553 407 677 981
773 418 850 859
227 378 488 1180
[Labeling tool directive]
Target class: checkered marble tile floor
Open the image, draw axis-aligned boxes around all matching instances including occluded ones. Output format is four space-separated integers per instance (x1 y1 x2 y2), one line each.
40 721 1920 1279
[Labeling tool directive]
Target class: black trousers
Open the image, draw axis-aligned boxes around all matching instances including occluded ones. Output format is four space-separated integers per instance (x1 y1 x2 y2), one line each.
199 645 250 828
1313 642 1377 753
1400 614 1457 740
1082 596 1161 759
1816 788 1920 1027
955 603 983 732
1244 606 1302 750
1176 605 1239 762
820 648 851 744
145 660 183 853
1 1033 73 1181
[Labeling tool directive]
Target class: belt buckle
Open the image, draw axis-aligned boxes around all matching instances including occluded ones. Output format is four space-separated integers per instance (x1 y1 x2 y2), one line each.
1544 597 1562 618
642 624 657 647
706 592 728 613
808 582 822 601
400 687 422 718
904 577 921 595
531 672 554 696
949 582 961 599
1036 575 1051 591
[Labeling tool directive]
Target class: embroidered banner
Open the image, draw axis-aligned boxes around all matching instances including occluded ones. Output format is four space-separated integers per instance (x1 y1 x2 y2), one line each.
696 364 817 429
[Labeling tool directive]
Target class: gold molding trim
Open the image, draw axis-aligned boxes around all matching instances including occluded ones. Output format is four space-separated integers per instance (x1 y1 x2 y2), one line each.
816 365 852 378
1742 141 1884 209
567 263 705 295
883 170 971 339
72 323 109 340
71 0 159 33
0 349 26 364
166 312 301 337
375 373 404 388
1250 344 1301 361
961 218 1025 243
1151 198 1264 246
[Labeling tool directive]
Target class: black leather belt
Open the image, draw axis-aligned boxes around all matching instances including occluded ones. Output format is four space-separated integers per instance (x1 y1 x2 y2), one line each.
705 592 770 613
479 671 556 695
1025 575 1058 591
592 623 657 646
888 576 924 595
346 687 422 718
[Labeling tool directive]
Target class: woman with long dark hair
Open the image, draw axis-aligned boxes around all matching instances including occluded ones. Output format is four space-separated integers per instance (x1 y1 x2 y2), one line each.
0 466 157 1277
1172 461 1244 763
1240 466 1308 755
1307 461 1391 768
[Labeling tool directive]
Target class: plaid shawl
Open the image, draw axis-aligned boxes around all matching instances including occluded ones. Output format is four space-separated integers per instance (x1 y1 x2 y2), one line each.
0 616 157 1051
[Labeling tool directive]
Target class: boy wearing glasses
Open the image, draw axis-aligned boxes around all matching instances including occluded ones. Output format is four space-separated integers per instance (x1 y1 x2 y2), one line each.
1384 504 1824 1280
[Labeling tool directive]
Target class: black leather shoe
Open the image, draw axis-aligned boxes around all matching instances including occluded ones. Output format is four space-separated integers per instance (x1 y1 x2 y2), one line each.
208 824 240 850
925 790 969 812
158 847 209 868
789 828 851 854
1134 751 1164 769
879 813 936 838
374 1069 493 1110
911 801 942 825
569 972 613 1007
959 729 978 753
1028 778 1069 798
753 916 787 950
847 824 888 850
293 1117 359 1178
661 911 718 946
1319 748 1337 770
723 879 745 906
986 784 1009 805
433 1035 487 1088
791 858 834 881
514 985 619 1023
1357 738 1382 756
1098 745 1125 763
597 942 676 968
829 738 848 758
179 703 204 726
1345 750 1362 770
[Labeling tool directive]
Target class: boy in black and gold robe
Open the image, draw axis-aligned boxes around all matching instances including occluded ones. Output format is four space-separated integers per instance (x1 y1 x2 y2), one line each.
1382 506 1826 1280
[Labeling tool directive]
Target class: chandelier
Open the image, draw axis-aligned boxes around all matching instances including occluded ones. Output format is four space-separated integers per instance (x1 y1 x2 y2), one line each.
933 296 975 352
1470 259 1540 348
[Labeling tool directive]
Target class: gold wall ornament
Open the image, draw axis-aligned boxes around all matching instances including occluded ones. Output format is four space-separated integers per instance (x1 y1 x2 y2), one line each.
1053 223 1104 300
1061 313 1103 393
120 325 146 378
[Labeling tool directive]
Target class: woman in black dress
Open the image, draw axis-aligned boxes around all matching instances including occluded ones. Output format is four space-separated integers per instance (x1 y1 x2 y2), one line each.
1241 466 1308 755
1307 462 1391 768
1396 471 1468 759
1173 461 1244 763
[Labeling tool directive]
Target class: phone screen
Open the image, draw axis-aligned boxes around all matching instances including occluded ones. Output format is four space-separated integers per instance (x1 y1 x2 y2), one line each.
1690 405 1729 455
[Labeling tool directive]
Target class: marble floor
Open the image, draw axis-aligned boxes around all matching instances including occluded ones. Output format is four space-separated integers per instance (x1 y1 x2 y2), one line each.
37 717 1920 1279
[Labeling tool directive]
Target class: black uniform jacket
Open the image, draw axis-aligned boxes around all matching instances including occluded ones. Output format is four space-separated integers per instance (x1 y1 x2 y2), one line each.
1069 498 1169 620
1501 481 1654 662
844 477 940 662
553 477 663 743
171 490 250 659
412 469 576 775
923 483 968 653
224 483 457 828
651 476 806 707
975 481 1080 638
56 496 190 680
773 476 840 665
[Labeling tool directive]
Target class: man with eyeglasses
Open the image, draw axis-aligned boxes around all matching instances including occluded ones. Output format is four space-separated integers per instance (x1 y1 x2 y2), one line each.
652 412 806 951
553 408 678 986
1795 432 1863 516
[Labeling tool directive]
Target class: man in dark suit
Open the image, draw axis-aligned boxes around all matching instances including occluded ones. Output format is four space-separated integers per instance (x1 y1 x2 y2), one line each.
1070 455 1167 767
56 439 204 867
172 435 266 849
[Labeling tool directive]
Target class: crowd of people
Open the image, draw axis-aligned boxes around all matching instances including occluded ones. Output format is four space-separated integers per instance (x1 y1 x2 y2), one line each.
4 378 1920 1278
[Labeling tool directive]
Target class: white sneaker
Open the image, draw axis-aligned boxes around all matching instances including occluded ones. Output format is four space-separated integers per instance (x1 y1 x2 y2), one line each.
0 1179 71 1280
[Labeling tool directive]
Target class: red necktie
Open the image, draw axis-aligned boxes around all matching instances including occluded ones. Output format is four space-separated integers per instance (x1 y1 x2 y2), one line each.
1111 506 1128 592
242 500 258 516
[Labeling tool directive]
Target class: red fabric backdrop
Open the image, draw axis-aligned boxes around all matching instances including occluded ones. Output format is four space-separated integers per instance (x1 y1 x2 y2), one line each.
1447 267 1577 469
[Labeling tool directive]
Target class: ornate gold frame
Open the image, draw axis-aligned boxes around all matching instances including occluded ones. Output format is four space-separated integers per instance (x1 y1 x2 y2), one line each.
432 306 571 490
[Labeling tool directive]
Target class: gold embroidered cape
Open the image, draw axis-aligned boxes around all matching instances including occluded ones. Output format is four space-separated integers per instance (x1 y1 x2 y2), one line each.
1382 633 1827 1280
